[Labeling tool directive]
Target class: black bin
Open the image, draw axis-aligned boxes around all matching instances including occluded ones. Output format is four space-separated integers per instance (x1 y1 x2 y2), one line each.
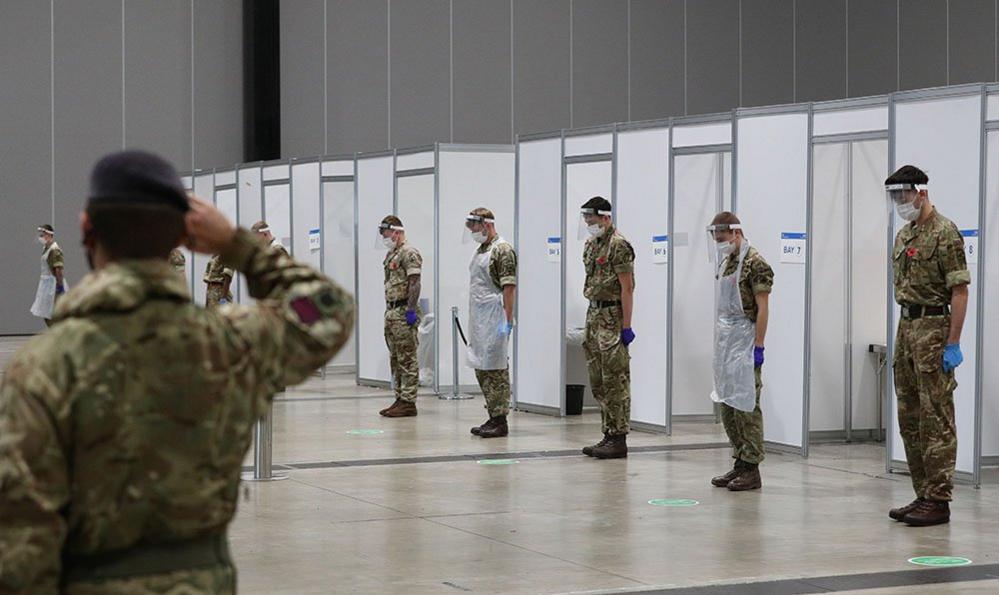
565 384 584 415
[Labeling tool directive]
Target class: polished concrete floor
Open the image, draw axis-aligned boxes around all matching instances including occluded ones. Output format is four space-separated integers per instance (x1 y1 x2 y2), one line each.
2 338 998 593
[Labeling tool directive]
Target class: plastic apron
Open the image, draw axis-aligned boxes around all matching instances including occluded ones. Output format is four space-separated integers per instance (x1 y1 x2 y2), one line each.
30 245 62 319
710 239 756 412
466 238 509 370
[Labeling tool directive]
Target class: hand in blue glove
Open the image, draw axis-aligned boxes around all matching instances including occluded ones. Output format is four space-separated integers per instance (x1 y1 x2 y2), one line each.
497 320 514 337
218 298 230 305
55 284 65 296
754 346 765 368
942 343 963 372
621 328 635 346
405 309 419 326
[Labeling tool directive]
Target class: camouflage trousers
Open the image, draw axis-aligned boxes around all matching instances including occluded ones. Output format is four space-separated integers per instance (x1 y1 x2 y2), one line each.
385 307 419 403
475 367 510 417
582 305 631 435
66 564 235 595
893 316 957 502
720 366 765 465
205 283 232 310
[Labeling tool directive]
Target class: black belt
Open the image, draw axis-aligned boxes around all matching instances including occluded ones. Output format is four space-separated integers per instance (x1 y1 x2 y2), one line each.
386 299 408 309
589 300 621 309
900 304 949 320
65 534 231 583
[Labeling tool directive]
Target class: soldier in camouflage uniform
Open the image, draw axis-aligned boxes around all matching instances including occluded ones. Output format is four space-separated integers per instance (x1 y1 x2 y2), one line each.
465 208 517 439
169 248 186 276
0 150 354 593
885 165 969 527
378 215 423 418
579 197 635 459
203 253 234 309
707 213 773 492
30 224 68 328
252 220 289 256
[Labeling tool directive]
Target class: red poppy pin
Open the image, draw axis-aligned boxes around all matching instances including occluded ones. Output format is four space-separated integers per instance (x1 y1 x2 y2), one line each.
390 262 398 270
906 247 918 258
596 256 607 266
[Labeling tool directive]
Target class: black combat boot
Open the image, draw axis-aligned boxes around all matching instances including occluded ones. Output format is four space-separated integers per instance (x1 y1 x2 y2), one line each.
592 434 628 459
889 497 925 521
471 416 496 435
582 433 610 457
727 463 762 491
903 499 950 527
478 416 508 438
711 460 747 488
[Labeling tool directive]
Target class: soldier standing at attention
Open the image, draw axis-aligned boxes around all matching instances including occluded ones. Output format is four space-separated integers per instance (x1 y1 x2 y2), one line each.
0 150 354 592
251 220 289 256
579 196 635 459
204 252 234 308
706 212 773 492
886 165 969 527
378 215 423 418
464 208 518 439
169 248 186 276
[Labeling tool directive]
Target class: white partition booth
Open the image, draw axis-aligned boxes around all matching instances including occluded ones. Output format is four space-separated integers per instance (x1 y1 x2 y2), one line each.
668 114 733 429
982 84 999 470
356 145 515 392
236 162 263 305
888 84 985 484
735 105 810 455
320 156 357 371
808 98 890 445
191 170 214 306
513 133 564 414
616 121 670 431
212 169 240 302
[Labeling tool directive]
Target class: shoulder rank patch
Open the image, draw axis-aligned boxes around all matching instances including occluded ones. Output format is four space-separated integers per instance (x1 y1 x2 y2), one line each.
290 296 323 325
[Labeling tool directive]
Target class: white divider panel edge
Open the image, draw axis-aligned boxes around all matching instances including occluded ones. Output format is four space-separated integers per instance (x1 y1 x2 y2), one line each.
356 155 395 384
983 131 999 459
396 173 436 387
292 161 321 269
237 165 262 305
322 174 356 369
192 173 214 307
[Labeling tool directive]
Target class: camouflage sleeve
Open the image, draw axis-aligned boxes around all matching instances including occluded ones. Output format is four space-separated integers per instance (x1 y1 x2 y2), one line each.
220 228 355 394
0 355 70 592
749 253 774 295
490 244 517 287
404 247 423 277
610 237 635 275
222 266 234 279
940 223 971 289
46 247 64 272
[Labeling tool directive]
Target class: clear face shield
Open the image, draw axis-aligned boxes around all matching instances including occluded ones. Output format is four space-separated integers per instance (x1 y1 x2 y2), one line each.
886 183 925 222
37 227 52 245
705 223 742 264
578 208 612 240
463 215 494 244
376 222 404 249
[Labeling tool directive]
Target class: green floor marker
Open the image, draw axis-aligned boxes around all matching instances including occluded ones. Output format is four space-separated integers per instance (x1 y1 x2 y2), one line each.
345 429 384 436
908 556 972 567
648 498 699 507
477 459 519 465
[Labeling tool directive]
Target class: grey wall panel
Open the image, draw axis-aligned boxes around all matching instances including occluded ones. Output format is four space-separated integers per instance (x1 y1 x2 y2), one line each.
53 0 123 285
281 0 326 157
847 0 898 97
949 0 996 84
571 0 628 127
0 1 53 334
685 0 739 115
899 0 947 90
795 0 847 102
513 0 571 134
124 0 192 168
452 0 512 144
741 0 794 107
389 0 451 147
194 0 242 169
327 0 389 154
628 0 684 121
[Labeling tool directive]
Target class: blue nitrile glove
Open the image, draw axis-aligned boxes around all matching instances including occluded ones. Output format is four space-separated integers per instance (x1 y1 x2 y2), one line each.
55 284 65 296
218 298 229 305
754 346 765 368
497 320 514 337
943 343 963 372
621 328 635 346
406 309 418 326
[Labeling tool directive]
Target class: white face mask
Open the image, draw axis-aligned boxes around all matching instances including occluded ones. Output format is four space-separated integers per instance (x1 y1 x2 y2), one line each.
587 224 605 238
471 231 488 244
382 236 397 249
37 237 47 246
716 241 736 256
895 199 921 222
